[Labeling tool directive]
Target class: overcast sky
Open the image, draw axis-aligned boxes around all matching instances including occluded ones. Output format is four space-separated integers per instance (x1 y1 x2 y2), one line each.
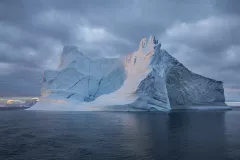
0 0 239 101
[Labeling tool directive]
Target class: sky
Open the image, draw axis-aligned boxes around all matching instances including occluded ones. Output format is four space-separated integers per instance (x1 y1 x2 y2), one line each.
0 0 239 101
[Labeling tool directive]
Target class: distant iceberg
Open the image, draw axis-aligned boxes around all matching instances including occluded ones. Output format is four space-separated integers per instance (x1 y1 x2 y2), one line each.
30 36 228 111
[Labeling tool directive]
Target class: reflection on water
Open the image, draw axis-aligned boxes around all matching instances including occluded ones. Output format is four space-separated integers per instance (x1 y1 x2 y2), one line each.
0 110 239 160
167 111 226 160
122 111 227 160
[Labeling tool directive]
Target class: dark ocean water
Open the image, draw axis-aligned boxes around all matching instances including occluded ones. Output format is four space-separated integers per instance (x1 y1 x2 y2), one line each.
0 110 240 160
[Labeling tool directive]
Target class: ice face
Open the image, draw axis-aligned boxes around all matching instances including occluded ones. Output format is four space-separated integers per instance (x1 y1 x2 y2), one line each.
30 36 226 111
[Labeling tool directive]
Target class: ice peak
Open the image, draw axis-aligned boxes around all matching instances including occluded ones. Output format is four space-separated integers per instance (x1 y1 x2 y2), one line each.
137 35 161 56
138 35 159 50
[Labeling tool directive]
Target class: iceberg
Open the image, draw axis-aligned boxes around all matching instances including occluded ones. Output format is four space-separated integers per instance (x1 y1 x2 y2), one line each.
30 36 228 111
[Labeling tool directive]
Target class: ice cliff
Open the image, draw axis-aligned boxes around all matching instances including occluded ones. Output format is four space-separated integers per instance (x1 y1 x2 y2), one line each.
30 36 226 111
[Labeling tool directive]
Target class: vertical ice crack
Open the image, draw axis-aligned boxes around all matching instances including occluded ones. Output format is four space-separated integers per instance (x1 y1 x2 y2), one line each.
93 77 103 97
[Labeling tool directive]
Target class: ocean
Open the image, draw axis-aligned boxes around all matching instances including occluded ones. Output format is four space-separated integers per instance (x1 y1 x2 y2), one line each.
0 109 240 160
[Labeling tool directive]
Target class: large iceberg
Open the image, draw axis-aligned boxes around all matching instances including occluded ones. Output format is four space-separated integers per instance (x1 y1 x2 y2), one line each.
30 36 227 111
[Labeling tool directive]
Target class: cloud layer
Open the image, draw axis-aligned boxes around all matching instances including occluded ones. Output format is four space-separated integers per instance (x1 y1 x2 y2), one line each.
0 0 239 100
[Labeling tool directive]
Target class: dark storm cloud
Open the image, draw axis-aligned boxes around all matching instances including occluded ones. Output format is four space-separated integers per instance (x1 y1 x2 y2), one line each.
215 0 240 15
0 0 239 100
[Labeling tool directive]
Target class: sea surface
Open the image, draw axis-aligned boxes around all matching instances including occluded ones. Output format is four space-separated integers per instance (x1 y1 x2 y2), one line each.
0 109 240 160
